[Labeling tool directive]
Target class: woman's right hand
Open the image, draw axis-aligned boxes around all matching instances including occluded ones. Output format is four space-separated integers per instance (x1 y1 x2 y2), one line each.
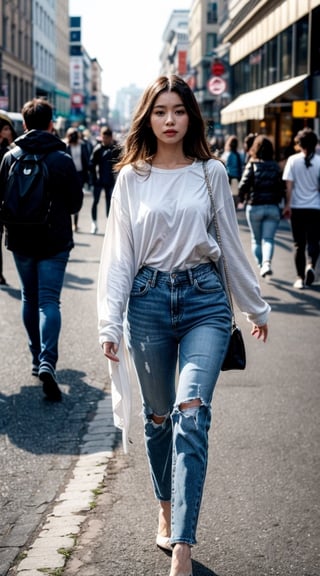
102 341 120 362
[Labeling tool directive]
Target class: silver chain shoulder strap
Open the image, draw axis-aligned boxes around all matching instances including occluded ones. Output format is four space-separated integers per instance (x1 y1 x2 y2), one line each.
202 160 235 320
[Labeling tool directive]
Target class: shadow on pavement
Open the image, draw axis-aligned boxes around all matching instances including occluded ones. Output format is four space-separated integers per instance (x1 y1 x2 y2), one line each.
0 368 121 455
0 284 21 300
192 559 221 575
265 279 320 316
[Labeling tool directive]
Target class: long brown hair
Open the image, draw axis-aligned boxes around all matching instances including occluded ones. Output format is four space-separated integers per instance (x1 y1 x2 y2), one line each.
249 135 275 161
116 75 213 171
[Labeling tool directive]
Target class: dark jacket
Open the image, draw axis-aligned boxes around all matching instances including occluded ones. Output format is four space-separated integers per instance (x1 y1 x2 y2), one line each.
0 129 83 258
89 142 121 188
0 142 11 235
238 159 284 205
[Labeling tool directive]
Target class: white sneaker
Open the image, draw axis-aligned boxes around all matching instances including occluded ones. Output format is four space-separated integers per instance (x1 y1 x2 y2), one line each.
293 278 304 289
91 221 98 234
260 261 272 277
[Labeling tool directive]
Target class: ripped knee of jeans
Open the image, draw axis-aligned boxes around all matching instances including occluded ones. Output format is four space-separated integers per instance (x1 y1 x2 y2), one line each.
146 410 171 427
174 398 202 418
173 399 211 430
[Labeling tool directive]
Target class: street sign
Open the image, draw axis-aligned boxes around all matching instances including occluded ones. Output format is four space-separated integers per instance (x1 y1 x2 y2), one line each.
211 60 225 76
292 100 317 118
207 76 227 96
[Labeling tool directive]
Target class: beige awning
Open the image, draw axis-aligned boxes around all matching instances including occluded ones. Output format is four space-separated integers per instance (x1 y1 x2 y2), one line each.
220 74 308 124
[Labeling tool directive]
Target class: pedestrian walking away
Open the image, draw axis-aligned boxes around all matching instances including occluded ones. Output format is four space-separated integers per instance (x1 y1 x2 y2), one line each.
238 135 285 278
0 112 17 285
89 126 121 234
282 127 320 289
97 75 270 576
65 127 90 232
0 98 83 401
221 134 243 207
241 132 258 165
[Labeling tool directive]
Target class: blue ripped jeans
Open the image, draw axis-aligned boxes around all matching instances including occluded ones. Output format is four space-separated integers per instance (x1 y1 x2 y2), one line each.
126 263 231 545
245 203 281 266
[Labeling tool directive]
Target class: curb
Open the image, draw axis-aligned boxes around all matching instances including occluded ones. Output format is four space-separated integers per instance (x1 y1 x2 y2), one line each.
12 396 118 575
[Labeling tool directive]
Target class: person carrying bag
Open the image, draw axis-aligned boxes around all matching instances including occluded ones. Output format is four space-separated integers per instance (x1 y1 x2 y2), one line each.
97 75 270 576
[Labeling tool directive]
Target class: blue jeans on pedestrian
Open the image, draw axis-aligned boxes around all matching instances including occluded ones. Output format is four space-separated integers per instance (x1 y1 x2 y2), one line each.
13 250 70 372
245 204 281 266
126 262 232 545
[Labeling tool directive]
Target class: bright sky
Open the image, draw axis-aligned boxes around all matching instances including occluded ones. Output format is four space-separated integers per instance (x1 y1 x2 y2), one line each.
69 0 191 108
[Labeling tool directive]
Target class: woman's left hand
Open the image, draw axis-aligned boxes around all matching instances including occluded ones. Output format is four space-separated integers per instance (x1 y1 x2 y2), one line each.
251 323 268 342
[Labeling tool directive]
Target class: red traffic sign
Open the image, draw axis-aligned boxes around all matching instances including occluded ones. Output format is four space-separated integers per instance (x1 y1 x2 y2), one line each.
211 60 225 76
207 76 227 95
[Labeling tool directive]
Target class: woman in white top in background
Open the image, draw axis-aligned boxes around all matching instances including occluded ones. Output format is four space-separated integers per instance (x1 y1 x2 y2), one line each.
282 127 320 289
97 75 270 576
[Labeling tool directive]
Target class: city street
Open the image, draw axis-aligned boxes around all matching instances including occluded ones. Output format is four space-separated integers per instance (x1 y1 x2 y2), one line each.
1 192 319 576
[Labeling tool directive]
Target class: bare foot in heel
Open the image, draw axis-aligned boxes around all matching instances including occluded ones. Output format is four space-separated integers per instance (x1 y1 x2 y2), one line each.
169 543 192 576
156 500 172 553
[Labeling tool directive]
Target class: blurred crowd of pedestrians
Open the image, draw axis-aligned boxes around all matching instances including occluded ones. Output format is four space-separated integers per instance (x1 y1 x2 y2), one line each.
0 98 319 409
211 128 320 289
1 105 319 295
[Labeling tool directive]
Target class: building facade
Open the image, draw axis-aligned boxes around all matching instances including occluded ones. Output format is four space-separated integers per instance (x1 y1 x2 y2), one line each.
90 57 103 124
220 0 320 159
0 0 33 112
33 0 56 102
188 0 225 136
54 0 70 126
160 9 190 79
69 15 104 127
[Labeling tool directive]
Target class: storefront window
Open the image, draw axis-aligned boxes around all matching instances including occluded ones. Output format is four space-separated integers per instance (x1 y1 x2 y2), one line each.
232 17 310 97
249 49 262 89
267 37 278 84
296 16 308 76
280 28 292 80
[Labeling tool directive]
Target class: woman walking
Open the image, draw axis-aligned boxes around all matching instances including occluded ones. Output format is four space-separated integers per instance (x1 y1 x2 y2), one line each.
98 75 270 576
238 135 284 277
282 127 320 288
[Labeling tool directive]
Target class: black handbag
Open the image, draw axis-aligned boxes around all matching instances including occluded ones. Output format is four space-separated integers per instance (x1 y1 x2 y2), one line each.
221 323 246 371
203 162 246 371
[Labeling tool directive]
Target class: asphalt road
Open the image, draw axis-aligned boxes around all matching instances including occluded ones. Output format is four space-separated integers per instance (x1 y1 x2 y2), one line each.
1 193 319 576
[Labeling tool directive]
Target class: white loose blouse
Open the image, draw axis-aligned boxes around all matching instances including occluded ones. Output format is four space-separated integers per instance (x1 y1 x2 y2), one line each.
97 159 271 450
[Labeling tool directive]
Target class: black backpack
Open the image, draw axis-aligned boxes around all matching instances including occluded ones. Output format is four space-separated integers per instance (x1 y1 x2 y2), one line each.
0 147 51 227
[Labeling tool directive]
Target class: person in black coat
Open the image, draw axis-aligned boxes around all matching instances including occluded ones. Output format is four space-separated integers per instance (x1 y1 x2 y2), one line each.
0 98 83 401
89 126 122 234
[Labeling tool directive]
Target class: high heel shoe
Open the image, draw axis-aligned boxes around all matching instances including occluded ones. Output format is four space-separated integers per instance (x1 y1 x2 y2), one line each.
156 534 172 554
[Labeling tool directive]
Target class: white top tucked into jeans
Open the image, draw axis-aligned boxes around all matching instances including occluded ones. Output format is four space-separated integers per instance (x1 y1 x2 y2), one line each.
97 158 271 451
98 158 270 346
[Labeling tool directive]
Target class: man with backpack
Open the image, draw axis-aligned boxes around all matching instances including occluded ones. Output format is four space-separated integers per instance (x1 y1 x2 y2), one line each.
0 98 83 401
